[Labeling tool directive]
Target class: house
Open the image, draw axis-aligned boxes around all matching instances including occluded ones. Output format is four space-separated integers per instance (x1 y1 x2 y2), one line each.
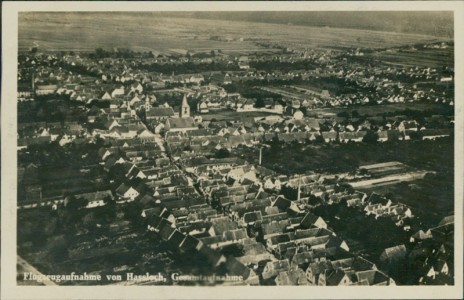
241 211 263 226
285 106 304 120
339 131 366 143
380 244 407 264
179 235 202 253
165 117 197 132
35 84 57 95
321 131 337 143
320 269 352 286
300 212 328 229
262 259 290 280
275 269 310 285
73 190 113 208
145 107 175 121
306 260 333 285
236 242 272 266
355 270 393 286
111 86 125 98
234 99 254 112
115 183 140 202
224 256 258 283
131 82 144 94
421 129 450 140
197 101 209 113
398 120 418 132
426 259 449 279
410 229 433 243
189 74 205 84
264 177 282 191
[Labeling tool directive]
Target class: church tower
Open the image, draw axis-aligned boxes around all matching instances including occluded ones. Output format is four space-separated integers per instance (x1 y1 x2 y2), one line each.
180 93 190 118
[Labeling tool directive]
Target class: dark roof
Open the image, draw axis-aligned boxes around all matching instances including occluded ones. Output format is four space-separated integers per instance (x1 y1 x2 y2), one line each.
146 107 175 118
224 257 252 280
243 211 263 223
179 234 200 252
300 212 323 229
326 269 349 286
381 244 407 261
166 230 186 249
159 222 176 241
356 270 389 285
167 117 196 129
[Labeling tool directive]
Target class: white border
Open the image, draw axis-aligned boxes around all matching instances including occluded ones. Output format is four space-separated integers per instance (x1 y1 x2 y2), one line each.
2 2 463 299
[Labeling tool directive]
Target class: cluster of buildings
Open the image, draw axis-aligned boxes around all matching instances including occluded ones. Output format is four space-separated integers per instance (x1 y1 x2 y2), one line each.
17 40 454 285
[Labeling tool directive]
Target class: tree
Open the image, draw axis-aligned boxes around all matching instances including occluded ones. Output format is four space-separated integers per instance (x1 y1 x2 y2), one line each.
337 111 350 119
65 195 88 210
409 131 424 140
363 130 379 143
255 98 266 108
46 235 69 262
215 148 230 158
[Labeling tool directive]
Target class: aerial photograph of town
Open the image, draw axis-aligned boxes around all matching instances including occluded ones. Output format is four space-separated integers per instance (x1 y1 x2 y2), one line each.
16 11 455 286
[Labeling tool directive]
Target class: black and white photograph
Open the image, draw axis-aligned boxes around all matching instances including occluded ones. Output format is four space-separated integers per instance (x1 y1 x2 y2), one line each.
1 1 463 299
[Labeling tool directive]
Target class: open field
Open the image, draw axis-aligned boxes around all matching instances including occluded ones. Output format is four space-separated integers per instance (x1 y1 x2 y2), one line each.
370 47 454 68
19 12 450 53
348 171 429 188
307 102 454 117
200 110 279 121
359 175 454 227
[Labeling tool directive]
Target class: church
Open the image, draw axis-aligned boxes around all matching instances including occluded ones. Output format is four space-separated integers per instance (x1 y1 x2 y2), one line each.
165 94 197 132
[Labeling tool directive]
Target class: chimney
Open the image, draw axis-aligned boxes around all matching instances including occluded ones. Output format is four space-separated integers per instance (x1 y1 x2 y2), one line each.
297 175 301 201
259 147 263 165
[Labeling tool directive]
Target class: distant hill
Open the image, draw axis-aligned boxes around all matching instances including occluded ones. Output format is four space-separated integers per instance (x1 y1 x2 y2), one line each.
18 12 452 52
163 11 454 38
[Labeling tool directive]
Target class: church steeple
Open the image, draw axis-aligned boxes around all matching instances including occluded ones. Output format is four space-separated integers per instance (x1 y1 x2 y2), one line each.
180 93 190 118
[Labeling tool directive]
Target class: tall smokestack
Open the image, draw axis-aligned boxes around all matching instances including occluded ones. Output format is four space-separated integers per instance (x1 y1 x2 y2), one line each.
259 147 262 165
297 175 301 201
32 72 35 96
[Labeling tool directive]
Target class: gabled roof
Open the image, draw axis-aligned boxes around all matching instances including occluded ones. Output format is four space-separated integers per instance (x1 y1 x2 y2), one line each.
381 244 407 261
167 117 196 129
243 211 263 223
223 229 248 241
268 233 291 245
300 212 325 229
325 269 349 286
166 230 186 249
308 260 334 276
146 107 175 118
224 256 252 280
159 223 176 241
179 235 201 252
74 190 113 202
211 216 238 235
115 183 131 195
355 270 389 286
275 269 309 285
438 215 454 226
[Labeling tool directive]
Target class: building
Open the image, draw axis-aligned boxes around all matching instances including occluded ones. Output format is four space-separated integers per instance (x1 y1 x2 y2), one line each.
180 94 190 118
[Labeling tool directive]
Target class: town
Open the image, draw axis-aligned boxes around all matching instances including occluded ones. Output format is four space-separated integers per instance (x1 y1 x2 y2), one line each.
17 13 454 286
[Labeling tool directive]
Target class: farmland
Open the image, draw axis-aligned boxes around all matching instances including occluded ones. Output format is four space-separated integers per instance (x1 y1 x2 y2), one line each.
200 110 279 121
370 47 454 69
18 12 450 54
307 102 454 118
